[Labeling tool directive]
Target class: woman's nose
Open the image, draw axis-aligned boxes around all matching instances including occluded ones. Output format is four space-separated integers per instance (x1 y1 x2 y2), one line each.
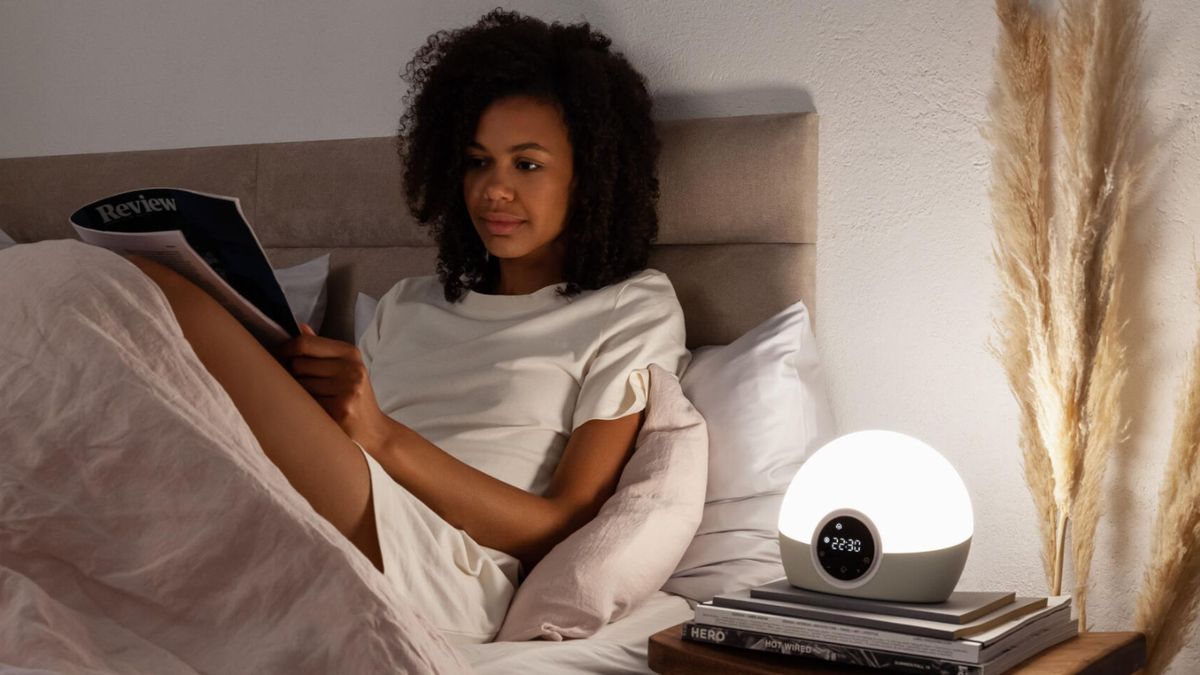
482 170 514 202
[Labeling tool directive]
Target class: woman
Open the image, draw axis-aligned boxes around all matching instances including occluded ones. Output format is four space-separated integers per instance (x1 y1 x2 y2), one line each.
130 9 687 642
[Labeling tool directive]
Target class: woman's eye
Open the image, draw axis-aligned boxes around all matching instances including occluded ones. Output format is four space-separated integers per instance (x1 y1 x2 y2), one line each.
464 157 539 171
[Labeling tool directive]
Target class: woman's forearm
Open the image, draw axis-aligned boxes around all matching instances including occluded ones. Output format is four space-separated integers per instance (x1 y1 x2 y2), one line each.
368 418 590 569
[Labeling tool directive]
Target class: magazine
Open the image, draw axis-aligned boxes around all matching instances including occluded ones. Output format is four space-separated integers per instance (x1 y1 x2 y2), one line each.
693 596 1073 662
681 618 1078 675
70 188 300 345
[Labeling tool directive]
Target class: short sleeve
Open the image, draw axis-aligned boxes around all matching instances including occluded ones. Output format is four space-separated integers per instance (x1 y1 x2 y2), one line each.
571 270 690 431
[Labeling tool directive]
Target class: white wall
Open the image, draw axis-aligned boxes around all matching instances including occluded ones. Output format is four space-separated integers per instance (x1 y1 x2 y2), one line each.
3 0 1198 671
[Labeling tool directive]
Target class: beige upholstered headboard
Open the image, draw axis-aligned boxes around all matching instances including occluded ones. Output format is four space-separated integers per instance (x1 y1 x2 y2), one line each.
0 113 817 348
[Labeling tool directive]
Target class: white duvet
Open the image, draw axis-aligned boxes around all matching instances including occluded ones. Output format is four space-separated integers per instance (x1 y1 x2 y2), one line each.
0 241 466 674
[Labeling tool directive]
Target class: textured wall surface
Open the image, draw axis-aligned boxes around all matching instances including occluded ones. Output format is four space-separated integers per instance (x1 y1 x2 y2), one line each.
3 1 1198 671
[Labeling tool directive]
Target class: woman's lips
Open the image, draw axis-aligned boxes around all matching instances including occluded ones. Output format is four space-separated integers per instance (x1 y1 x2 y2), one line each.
483 218 525 235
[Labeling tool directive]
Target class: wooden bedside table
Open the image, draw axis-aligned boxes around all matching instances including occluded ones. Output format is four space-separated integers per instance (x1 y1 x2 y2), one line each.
647 623 1146 674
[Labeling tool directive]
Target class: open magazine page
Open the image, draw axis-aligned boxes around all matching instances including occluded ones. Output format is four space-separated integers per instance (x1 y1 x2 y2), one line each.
70 188 299 345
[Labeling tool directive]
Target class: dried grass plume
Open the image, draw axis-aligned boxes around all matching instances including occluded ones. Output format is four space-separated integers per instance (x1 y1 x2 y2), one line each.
986 0 1141 630
1051 0 1142 631
985 0 1056 585
1134 273 1200 675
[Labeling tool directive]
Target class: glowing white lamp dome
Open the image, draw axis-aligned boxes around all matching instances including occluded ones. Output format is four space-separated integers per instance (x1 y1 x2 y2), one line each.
778 430 973 602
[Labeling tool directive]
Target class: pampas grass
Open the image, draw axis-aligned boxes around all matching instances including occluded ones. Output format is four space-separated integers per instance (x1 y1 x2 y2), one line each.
989 1 1200 669
986 0 1057 586
1052 0 1142 631
987 0 1142 631
1134 275 1200 674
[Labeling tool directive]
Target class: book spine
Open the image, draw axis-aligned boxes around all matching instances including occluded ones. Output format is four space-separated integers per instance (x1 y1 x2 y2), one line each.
681 622 982 675
693 604 981 662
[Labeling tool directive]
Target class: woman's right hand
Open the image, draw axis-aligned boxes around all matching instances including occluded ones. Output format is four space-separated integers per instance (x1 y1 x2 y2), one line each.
274 324 393 450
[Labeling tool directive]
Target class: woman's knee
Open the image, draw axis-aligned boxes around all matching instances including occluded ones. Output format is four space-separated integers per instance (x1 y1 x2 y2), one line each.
125 254 215 321
127 254 189 296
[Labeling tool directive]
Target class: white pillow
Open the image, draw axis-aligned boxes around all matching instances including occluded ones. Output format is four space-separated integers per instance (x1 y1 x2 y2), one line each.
354 292 379 345
662 300 836 602
0 228 16 250
273 253 330 333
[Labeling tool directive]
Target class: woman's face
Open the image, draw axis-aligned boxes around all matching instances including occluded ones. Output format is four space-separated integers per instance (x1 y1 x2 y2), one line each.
463 95 575 270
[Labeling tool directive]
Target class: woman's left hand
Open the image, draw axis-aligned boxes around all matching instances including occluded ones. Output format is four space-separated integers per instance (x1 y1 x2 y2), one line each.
274 324 391 448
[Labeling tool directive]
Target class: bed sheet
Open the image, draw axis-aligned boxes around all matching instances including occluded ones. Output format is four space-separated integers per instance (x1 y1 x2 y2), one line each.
460 592 693 674
0 241 466 674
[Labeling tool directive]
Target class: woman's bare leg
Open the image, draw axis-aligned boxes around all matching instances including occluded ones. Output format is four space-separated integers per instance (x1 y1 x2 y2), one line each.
127 255 383 570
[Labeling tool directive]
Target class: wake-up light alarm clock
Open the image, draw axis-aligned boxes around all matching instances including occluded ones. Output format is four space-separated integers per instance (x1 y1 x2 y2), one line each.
778 430 973 603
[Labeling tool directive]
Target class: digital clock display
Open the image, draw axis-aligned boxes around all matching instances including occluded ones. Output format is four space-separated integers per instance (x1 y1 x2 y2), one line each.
815 514 877 582
828 536 862 553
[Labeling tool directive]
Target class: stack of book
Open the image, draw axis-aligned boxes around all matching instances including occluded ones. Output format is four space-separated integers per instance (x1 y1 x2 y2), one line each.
682 578 1076 675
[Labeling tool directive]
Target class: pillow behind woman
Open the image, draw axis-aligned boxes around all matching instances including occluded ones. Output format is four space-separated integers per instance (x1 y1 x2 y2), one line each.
496 364 707 641
664 300 837 602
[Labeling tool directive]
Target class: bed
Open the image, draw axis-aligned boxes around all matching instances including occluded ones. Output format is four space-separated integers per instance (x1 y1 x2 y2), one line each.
0 111 818 673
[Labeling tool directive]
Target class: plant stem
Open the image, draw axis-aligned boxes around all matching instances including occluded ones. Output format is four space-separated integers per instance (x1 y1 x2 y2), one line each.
1052 511 1068 596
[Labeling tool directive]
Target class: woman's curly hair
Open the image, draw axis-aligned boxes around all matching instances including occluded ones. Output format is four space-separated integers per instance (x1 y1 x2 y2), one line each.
398 8 661 302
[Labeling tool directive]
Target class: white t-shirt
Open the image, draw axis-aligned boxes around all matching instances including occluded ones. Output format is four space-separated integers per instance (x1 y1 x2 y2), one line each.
358 268 690 496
